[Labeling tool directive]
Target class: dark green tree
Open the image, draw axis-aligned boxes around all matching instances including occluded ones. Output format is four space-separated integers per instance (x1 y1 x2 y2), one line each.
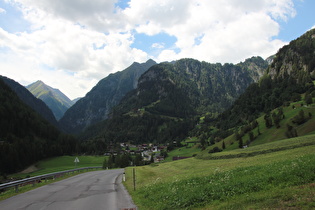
272 112 281 128
248 131 255 142
150 154 154 163
107 155 114 169
264 113 273 128
305 92 313 105
238 137 243 148
134 154 143 166
285 124 298 138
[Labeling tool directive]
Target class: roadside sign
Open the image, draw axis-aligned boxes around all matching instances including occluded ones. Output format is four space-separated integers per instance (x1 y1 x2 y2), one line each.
74 157 79 167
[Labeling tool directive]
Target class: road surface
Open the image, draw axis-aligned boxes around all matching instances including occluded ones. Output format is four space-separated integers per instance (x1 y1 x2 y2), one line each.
0 169 136 210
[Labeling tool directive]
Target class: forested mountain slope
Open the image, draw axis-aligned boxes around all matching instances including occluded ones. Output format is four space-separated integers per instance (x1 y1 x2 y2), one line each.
0 76 58 127
81 57 267 143
0 78 76 174
59 59 156 134
216 28 315 130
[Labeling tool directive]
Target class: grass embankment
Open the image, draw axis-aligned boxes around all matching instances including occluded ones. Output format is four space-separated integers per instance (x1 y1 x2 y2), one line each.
11 156 105 178
124 135 315 209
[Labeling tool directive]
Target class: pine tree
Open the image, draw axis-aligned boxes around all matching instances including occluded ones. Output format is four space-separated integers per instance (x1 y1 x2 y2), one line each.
238 137 243 148
107 155 114 169
305 92 313 105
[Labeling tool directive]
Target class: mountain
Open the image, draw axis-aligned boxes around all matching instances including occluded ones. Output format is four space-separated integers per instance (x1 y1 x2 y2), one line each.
72 97 81 104
0 77 76 174
81 57 268 143
216 28 315 130
115 57 268 117
268 29 315 80
59 59 157 134
0 76 58 127
26 80 74 120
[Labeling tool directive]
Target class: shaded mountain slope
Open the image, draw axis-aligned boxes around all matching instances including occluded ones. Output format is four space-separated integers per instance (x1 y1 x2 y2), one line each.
59 59 156 134
0 78 76 174
0 76 58 127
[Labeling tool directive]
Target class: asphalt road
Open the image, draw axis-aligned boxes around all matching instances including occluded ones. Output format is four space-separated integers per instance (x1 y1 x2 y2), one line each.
0 169 137 210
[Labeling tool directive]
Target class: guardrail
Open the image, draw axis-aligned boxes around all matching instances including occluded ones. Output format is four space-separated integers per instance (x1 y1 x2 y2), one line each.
0 166 102 193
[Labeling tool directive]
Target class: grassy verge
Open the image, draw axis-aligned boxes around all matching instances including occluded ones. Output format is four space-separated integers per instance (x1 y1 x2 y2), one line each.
9 155 105 178
124 137 315 209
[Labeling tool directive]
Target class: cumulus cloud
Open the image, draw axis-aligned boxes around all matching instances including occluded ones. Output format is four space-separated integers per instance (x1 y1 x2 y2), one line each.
151 43 165 49
1 0 148 98
133 0 296 63
0 0 298 98
0 8 6 13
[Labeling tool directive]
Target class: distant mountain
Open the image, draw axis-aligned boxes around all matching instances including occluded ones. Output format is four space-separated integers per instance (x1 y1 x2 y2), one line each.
26 80 74 120
0 77 76 174
0 76 58 127
81 57 268 143
59 59 157 134
72 97 81 104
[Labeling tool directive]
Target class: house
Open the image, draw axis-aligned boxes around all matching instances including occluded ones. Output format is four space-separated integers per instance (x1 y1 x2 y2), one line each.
155 156 165 162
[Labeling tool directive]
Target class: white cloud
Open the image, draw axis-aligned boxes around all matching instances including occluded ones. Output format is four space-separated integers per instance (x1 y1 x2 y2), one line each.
0 8 6 14
141 0 296 63
151 43 165 49
0 0 299 98
0 0 148 99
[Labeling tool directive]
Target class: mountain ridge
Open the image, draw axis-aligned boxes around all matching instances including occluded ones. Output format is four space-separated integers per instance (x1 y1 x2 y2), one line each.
59 59 157 134
0 75 59 127
26 80 74 120
81 56 268 143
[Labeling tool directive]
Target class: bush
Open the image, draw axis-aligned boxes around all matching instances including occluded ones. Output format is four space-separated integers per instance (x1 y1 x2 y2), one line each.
208 147 222 153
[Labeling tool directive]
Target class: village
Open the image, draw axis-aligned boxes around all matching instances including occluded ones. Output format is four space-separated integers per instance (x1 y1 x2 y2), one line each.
103 143 169 163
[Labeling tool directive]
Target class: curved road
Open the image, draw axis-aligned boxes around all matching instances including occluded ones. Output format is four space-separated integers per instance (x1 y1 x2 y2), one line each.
0 169 136 210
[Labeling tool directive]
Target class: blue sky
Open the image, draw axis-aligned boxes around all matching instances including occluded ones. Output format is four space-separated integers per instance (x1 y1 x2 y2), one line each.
0 0 314 99
277 0 315 41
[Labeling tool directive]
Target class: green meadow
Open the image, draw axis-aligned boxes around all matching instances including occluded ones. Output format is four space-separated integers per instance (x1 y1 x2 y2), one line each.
10 156 105 178
218 103 315 152
124 134 315 209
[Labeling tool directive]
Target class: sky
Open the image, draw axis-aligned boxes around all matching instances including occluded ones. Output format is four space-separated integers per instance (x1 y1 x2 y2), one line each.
0 0 314 100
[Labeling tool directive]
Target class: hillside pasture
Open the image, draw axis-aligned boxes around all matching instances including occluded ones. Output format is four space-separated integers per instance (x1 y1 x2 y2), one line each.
124 135 315 209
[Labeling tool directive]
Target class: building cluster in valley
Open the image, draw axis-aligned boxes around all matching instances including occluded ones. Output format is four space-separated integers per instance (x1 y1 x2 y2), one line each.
104 143 168 163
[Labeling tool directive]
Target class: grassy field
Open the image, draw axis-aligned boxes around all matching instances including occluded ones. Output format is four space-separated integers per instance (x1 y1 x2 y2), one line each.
164 145 200 162
10 156 105 178
197 134 315 160
124 134 315 209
